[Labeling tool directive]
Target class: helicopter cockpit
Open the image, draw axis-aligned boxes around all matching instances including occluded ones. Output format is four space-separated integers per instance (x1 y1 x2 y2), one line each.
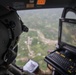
0 0 76 75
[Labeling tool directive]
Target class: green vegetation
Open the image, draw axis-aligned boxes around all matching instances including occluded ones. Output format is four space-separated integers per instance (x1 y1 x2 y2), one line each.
16 9 63 70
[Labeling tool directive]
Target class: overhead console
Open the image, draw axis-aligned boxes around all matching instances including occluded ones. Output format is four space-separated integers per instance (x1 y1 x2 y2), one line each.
0 0 76 10
44 7 76 75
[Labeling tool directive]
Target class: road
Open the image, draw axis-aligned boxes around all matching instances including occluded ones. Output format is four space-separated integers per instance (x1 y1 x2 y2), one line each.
26 28 57 58
30 28 57 45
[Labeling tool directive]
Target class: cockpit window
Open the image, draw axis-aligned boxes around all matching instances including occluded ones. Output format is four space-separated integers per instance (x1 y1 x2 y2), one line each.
62 21 76 47
66 11 76 19
16 8 63 70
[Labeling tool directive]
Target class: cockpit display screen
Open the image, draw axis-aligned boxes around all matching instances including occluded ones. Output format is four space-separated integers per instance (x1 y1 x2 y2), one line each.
61 20 76 47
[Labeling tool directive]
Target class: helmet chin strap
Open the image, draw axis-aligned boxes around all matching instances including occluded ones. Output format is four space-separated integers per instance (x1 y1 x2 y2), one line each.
4 46 18 65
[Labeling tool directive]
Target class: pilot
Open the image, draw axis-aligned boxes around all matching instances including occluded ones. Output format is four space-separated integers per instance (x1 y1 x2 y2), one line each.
0 5 53 75
0 5 36 75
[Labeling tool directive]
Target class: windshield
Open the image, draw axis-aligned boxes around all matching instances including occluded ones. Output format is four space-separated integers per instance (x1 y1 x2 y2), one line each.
16 8 63 70
62 22 76 47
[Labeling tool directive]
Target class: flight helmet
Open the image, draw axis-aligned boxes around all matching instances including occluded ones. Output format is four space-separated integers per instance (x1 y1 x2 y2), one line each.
0 5 28 65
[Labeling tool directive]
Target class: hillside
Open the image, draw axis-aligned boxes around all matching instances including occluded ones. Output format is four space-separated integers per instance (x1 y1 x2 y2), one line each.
16 8 63 70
